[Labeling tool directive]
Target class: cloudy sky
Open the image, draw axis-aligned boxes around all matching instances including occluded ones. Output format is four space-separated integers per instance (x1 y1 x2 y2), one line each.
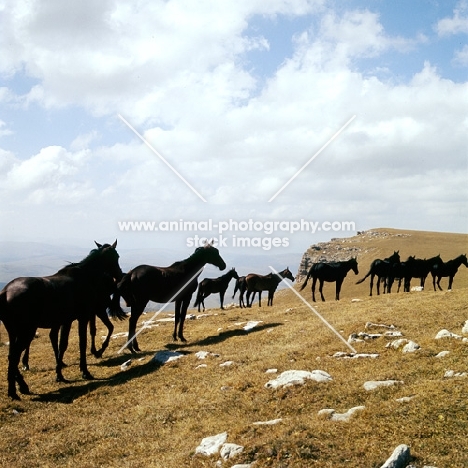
0 0 467 257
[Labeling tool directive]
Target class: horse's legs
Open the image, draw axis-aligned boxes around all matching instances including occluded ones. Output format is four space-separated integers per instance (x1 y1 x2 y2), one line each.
258 291 262 307
219 291 225 310
246 290 252 308
335 279 343 301
436 276 443 291
89 313 98 357
319 279 325 302
311 277 317 302
448 275 454 290
56 322 72 382
93 309 114 358
8 328 36 399
127 303 145 352
174 299 189 342
21 345 30 371
78 318 93 380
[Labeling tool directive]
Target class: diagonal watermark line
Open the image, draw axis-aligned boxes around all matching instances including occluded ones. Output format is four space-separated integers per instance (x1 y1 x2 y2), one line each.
269 266 357 353
268 115 356 202
117 266 205 353
118 114 207 202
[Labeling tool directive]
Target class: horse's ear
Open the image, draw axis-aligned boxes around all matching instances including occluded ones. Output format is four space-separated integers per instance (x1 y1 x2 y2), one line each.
95 241 102 248
112 239 117 249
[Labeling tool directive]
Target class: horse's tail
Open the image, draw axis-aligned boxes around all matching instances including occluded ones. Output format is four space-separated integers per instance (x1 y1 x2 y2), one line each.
232 278 240 299
193 284 203 307
355 269 372 284
0 290 7 322
107 274 131 321
299 269 312 291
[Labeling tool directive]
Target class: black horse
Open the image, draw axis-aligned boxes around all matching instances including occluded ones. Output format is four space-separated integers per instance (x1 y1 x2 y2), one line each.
109 243 226 352
300 257 358 302
431 254 468 291
245 267 295 307
356 251 400 296
0 241 123 400
21 271 121 371
385 256 415 293
194 267 239 312
402 255 442 291
232 276 247 308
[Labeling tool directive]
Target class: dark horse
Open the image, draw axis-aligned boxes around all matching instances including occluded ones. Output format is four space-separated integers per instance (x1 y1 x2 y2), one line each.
193 268 239 312
385 256 415 293
431 254 468 291
232 276 247 308
300 257 358 302
109 243 226 352
356 251 400 296
21 271 121 371
402 255 442 291
245 267 295 307
0 241 123 400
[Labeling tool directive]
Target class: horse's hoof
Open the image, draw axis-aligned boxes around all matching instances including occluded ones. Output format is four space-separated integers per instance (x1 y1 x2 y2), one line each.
22 365 29 371
179 336 187 343
19 387 31 395
9 393 21 401
56 376 69 383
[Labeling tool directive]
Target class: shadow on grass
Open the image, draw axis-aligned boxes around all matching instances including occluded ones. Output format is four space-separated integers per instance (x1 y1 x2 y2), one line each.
30 322 282 404
166 322 283 349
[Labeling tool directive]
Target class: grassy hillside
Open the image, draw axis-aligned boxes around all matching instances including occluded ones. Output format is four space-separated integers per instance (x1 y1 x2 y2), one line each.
0 228 467 467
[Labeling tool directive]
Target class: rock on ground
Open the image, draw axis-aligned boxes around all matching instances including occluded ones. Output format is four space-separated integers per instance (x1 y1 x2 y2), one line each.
265 370 332 389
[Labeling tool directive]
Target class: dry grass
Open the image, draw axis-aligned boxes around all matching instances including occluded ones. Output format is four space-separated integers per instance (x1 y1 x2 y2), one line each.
0 228 467 467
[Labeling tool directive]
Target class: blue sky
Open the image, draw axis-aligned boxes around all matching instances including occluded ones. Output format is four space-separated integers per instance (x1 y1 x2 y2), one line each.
0 0 467 258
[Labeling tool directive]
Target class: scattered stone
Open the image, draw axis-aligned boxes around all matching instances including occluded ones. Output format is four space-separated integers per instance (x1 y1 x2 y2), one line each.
333 352 379 359
252 418 283 426
111 331 129 339
220 443 244 460
196 364 208 369
243 321 263 331
265 370 332 389
462 320 468 334
364 380 403 391
386 339 420 353
351 298 363 302
195 432 228 456
396 395 417 403
220 361 234 367
265 368 278 374
444 370 468 378
318 406 365 422
285 307 296 312
435 329 466 341
384 331 403 338
120 359 132 371
380 444 410 468
435 351 450 358
411 286 423 291
152 350 184 364
365 322 397 330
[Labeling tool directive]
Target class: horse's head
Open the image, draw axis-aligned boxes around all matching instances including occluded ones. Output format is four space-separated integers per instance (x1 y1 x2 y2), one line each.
230 267 240 280
349 257 359 275
93 240 123 281
196 242 226 271
461 254 468 268
280 267 295 282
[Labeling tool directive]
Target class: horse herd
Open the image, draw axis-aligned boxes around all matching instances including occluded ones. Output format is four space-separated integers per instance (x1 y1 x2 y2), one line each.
0 241 466 400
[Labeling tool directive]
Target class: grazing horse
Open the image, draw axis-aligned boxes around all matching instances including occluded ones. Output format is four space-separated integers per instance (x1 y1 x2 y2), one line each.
0 241 123 400
431 254 468 291
109 243 226 352
245 267 295 307
300 257 358 302
193 268 239 312
402 255 442 291
356 251 400 296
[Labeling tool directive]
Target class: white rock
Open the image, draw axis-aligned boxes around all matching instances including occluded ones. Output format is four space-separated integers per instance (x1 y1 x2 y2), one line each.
411 286 423 291
195 432 228 456
265 368 278 374
365 322 397 330
152 350 184 364
333 352 379 359
265 370 332 389
384 331 403 338
319 406 365 422
364 380 403 391
403 341 420 353
220 443 244 460
380 444 410 468
386 339 419 353
435 351 450 358
120 359 132 371
444 370 468 378
195 351 210 359
196 364 208 369
252 418 283 426
462 320 468 334
231 465 252 468
351 298 363 302
396 395 417 403
220 361 234 367
435 329 462 340
243 321 263 331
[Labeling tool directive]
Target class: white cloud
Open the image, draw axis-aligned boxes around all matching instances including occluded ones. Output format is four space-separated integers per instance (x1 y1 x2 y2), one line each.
453 44 468 66
436 1 468 36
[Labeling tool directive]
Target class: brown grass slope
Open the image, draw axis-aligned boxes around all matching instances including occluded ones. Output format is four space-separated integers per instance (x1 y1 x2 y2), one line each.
0 228 467 468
